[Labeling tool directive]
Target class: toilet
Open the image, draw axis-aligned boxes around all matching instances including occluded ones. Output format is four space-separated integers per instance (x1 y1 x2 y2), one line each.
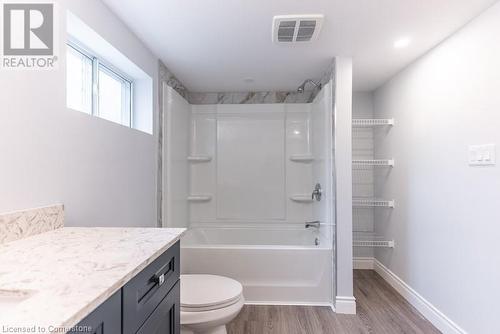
180 274 245 334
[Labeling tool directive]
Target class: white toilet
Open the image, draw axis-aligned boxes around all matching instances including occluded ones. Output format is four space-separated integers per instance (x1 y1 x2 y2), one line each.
180 274 245 334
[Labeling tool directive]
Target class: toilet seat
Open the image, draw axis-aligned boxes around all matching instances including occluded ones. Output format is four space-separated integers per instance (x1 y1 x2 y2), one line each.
181 274 243 312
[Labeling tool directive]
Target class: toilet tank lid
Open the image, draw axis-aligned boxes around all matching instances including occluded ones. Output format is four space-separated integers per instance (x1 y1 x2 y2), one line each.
180 274 243 308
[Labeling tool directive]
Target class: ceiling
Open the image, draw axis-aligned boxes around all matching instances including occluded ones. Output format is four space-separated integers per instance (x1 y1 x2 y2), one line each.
101 0 497 92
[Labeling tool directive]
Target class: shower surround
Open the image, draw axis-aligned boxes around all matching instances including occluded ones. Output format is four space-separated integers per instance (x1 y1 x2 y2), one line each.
162 78 335 304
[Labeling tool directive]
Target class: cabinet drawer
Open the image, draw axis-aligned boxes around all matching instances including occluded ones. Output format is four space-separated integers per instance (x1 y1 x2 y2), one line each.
136 280 180 334
69 290 121 334
122 241 180 334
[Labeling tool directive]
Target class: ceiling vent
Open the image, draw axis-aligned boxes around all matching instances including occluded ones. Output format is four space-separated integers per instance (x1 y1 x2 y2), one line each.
272 14 324 43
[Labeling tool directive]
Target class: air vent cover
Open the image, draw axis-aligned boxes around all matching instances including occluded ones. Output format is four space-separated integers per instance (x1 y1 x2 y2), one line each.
272 15 324 43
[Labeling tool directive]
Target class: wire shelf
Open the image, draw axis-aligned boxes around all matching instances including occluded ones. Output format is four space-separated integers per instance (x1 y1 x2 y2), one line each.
289 155 314 163
352 118 394 127
187 156 212 162
353 159 394 167
353 240 395 248
353 198 395 208
187 195 212 202
353 232 395 248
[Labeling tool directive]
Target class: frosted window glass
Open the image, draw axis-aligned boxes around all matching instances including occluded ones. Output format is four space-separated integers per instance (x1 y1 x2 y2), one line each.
66 46 92 114
98 67 130 126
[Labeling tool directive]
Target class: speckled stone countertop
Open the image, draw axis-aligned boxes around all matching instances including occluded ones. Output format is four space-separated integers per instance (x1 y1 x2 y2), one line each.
0 227 186 333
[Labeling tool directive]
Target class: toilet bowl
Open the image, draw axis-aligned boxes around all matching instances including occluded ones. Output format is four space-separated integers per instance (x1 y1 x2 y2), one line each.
180 274 244 334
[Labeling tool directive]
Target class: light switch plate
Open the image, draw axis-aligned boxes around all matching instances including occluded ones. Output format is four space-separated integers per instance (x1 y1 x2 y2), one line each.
469 144 496 166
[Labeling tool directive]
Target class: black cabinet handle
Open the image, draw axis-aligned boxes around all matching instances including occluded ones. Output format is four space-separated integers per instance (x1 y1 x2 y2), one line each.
153 272 165 286
152 260 174 286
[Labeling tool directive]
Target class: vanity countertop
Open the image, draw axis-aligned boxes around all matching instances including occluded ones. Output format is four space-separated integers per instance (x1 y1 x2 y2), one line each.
0 227 186 333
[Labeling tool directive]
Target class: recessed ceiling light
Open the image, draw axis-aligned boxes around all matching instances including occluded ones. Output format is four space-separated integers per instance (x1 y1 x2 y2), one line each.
394 37 411 49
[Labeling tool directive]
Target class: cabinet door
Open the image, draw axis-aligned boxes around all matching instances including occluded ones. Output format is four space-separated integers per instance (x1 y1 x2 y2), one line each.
136 280 180 334
69 291 121 334
123 242 180 334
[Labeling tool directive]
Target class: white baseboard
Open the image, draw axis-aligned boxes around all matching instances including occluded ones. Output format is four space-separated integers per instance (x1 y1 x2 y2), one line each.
335 296 356 314
353 257 374 269
245 301 333 307
371 258 467 334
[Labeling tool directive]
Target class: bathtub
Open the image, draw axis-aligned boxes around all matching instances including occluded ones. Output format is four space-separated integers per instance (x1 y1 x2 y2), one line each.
181 226 333 305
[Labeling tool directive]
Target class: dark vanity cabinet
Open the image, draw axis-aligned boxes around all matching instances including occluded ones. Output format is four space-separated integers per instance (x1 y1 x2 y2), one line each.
123 241 180 334
68 291 122 334
71 241 180 334
135 281 180 334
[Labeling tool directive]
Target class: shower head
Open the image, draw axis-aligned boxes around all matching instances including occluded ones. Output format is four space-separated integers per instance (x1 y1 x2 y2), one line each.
297 82 306 93
297 79 321 93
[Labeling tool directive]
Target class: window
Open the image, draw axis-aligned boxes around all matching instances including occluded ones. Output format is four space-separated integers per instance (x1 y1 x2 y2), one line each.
66 41 132 127
66 44 92 114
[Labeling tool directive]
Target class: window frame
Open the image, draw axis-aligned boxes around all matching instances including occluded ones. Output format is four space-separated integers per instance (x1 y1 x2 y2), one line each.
67 39 134 127
66 41 93 115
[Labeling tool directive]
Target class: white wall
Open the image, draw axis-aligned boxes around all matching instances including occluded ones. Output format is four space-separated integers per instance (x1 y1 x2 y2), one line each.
0 0 159 227
373 3 500 333
333 57 355 313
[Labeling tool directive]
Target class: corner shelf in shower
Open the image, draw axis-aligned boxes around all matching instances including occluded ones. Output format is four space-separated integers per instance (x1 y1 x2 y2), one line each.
352 159 394 167
187 155 212 162
353 198 395 208
290 195 314 203
352 118 394 127
289 155 314 163
187 195 213 202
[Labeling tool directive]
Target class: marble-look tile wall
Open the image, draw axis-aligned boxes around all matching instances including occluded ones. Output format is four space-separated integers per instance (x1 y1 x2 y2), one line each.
161 60 335 105
186 64 334 105
187 90 316 104
159 61 189 99
0 204 64 244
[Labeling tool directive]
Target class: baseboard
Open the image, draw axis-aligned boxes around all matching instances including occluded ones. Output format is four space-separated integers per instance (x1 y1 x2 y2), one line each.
335 296 356 314
373 259 467 334
244 301 333 307
245 300 349 314
353 257 374 269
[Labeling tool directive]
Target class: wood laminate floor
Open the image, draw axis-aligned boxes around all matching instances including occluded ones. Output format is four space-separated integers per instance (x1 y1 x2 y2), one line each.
227 270 441 334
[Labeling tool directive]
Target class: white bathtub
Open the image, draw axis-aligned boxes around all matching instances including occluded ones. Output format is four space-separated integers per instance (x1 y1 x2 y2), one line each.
181 227 333 305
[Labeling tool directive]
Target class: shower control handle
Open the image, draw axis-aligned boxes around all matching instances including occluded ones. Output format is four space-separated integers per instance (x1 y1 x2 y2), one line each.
312 183 322 201
305 221 321 229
